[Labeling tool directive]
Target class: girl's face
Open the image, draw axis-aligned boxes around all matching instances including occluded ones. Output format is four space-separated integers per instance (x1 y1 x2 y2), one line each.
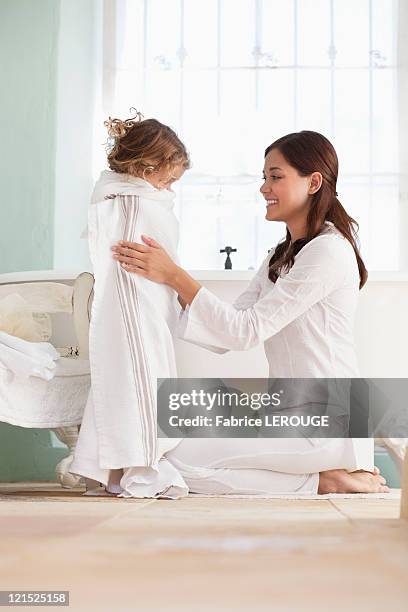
260 148 321 225
145 164 186 191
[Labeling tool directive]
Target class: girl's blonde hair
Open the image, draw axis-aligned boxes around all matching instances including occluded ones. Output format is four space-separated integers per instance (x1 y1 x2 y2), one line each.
104 108 190 179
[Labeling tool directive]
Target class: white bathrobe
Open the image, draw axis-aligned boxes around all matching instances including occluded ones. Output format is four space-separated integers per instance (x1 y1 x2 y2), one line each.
167 222 374 495
70 171 188 498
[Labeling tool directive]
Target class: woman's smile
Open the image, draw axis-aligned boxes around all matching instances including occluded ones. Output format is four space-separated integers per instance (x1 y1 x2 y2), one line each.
265 198 279 208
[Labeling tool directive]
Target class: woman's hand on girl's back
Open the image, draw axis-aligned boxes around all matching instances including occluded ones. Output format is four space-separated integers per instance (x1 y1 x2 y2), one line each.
111 235 179 285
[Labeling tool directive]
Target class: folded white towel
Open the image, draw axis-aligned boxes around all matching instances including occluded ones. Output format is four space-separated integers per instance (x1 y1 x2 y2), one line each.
0 330 60 381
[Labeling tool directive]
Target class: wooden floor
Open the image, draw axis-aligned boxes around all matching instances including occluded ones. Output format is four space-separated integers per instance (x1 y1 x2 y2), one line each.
0 482 407 612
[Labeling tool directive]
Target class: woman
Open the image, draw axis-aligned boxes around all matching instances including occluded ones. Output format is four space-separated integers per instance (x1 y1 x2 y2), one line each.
70 111 191 497
112 130 389 495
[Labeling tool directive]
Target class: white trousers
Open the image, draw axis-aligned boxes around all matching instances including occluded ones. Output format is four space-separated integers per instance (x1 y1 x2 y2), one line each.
166 438 374 495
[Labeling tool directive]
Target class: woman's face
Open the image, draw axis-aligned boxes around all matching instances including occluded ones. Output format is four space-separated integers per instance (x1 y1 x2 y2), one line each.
260 148 321 224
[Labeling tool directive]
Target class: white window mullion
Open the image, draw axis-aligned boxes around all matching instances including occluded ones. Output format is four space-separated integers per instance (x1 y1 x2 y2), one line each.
293 0 298 130
216 0 222 117
253 0 262 264
368 0 374 262
397 0 408 270
178 0 185 133
177 0 185 239
254 0 262 111
142 0 148 107
329 0 336 139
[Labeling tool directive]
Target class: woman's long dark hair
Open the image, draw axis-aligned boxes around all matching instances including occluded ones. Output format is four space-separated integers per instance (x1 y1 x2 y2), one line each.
266 131 368 289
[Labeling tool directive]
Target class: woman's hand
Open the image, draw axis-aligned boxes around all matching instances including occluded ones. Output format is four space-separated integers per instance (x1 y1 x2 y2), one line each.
111 235 202 304
111 235 179 285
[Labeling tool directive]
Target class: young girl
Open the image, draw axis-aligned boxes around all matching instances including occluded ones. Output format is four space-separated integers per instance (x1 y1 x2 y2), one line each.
112 130 389 495
70 111 191 497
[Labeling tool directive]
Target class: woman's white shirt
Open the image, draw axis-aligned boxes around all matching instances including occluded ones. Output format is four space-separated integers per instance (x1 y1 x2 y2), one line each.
178 222 361 378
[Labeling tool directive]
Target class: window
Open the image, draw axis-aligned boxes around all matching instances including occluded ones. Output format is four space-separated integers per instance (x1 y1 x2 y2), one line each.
99 0 401 271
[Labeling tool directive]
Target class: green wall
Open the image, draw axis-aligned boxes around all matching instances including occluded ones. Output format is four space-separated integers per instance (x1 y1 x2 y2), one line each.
0 423 69 481
0 0 60 273
0 0 63 480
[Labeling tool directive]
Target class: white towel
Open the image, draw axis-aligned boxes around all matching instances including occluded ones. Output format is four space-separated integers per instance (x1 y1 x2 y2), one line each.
0 282 73 313
0 293 52 341
70 170 187 498
0 330 60 381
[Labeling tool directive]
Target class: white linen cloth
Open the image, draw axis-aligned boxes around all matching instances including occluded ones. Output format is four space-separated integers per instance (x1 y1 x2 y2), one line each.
171 222 374 492
0 356 90 428
0 282 73 342
0 293 52 342
0 330 60 381
70 171 187 498
0 282 73 314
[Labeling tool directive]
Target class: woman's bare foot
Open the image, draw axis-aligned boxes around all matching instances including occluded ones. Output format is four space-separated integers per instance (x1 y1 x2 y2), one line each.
318 467 390 494
106 468 124 495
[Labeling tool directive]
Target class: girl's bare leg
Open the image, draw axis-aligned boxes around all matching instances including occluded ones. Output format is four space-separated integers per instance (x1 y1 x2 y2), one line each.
318 467 390 494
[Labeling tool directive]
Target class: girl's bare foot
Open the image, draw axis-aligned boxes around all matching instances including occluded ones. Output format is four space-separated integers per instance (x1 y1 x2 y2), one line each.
318 467 390 494
106 468 124 495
